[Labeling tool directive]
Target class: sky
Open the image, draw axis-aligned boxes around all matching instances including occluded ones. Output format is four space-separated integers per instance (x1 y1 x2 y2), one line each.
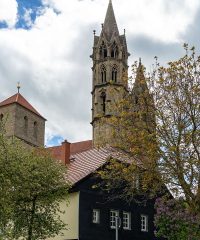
0 0 200 146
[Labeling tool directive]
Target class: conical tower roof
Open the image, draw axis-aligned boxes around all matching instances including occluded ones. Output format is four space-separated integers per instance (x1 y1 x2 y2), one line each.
103 0 119 40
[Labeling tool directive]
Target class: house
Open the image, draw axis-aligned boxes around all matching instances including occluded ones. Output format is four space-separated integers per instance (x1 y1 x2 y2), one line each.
0 1 163 240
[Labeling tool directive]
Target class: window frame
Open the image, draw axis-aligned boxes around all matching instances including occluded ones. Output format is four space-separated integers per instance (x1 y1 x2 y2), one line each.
141 214 148 232
123 211 131 230
92 209 100 224
110 210 119 229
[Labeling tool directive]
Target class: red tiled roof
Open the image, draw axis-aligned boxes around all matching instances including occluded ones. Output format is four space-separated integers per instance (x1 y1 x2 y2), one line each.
67 147 135 185
48 140 93 161
48 141 136 185
0 93 45 119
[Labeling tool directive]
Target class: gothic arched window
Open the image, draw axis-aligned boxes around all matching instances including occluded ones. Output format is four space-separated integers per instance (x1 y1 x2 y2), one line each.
100 92 106 114
0 114 3 121
24 116 28 135
33 121 38 139
112 65 118 82
111 41 118 58
101 65 107 83
99 41 107 59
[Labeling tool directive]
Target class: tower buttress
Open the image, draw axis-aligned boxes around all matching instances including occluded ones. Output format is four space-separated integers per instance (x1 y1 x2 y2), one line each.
91 0 130 147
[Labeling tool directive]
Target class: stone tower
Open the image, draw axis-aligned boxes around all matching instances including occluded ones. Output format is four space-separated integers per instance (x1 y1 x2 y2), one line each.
132 60 156 133
91 0 129 147
0 92 46 147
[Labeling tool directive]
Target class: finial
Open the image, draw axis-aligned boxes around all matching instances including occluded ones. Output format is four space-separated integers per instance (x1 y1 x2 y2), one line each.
139 58 142 65
17 82 21 93
101 23 104 28
93 30 96 36
124 29 126 35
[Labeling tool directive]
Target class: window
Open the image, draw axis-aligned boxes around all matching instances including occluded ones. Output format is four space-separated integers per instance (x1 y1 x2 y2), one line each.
123 212 131 230
0 114 3 131
112 65 118 82
110 210 119 229
111 41 118 58
24 116 28 135
93 209 100 224
101 65 107 83
122 51 126 59
141 215 148 232
33 121 38 139
99 41 107 59
100 92 106 114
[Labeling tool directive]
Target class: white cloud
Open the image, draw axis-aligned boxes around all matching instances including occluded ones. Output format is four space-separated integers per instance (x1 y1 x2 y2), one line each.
23 8 33 28
0 0 200 145
0 0 18 28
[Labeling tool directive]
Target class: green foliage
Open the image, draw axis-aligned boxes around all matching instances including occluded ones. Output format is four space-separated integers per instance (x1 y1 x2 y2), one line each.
98 45 200 212
155 197 200 240
0 128 70 240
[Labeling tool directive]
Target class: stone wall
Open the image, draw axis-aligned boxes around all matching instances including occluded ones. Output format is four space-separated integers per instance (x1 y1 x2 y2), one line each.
0 103 45 147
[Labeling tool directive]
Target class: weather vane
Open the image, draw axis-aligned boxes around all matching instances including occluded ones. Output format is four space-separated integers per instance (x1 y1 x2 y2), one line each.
17 82 21 93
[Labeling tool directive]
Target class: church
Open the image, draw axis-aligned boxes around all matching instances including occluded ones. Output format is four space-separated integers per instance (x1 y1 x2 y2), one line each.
0 1 162 240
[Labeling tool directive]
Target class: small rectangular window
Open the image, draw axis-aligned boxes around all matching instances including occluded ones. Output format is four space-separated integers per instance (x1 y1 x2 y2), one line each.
93 209 100 224
141 215 148 232
110 210 119 229
123 212 131 230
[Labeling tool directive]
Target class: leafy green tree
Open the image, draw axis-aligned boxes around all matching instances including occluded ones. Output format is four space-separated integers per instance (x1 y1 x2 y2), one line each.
98 45 200 212
0 126 70 240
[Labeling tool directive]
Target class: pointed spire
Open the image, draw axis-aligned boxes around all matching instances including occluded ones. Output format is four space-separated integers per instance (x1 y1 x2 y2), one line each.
135 58 146 84
103 0 119 40
133 59 148 94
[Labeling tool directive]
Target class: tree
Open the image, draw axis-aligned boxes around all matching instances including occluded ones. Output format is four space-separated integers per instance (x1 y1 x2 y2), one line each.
0 127 70 240
154 197 200 240
98 45 200 212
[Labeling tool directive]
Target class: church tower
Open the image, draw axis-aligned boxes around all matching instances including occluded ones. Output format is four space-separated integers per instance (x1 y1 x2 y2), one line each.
0 90 46 148
91 0 130 147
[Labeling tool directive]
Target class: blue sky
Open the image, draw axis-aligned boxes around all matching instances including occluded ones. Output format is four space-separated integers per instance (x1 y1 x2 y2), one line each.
0 0 200 146
16 0 43 29
0 0 60 29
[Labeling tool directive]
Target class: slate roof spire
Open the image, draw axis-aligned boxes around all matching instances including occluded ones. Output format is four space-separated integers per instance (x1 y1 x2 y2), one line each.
103 0 119 40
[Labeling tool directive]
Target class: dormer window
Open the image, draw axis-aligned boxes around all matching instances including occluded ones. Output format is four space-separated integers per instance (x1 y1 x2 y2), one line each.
24 116 28 135
99 41 107 59
112 65 118 82
33 121 38 139
111 41 118 58
101 65 107 83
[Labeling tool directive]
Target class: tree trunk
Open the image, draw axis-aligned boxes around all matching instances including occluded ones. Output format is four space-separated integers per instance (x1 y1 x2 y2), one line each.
27 197 36 240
